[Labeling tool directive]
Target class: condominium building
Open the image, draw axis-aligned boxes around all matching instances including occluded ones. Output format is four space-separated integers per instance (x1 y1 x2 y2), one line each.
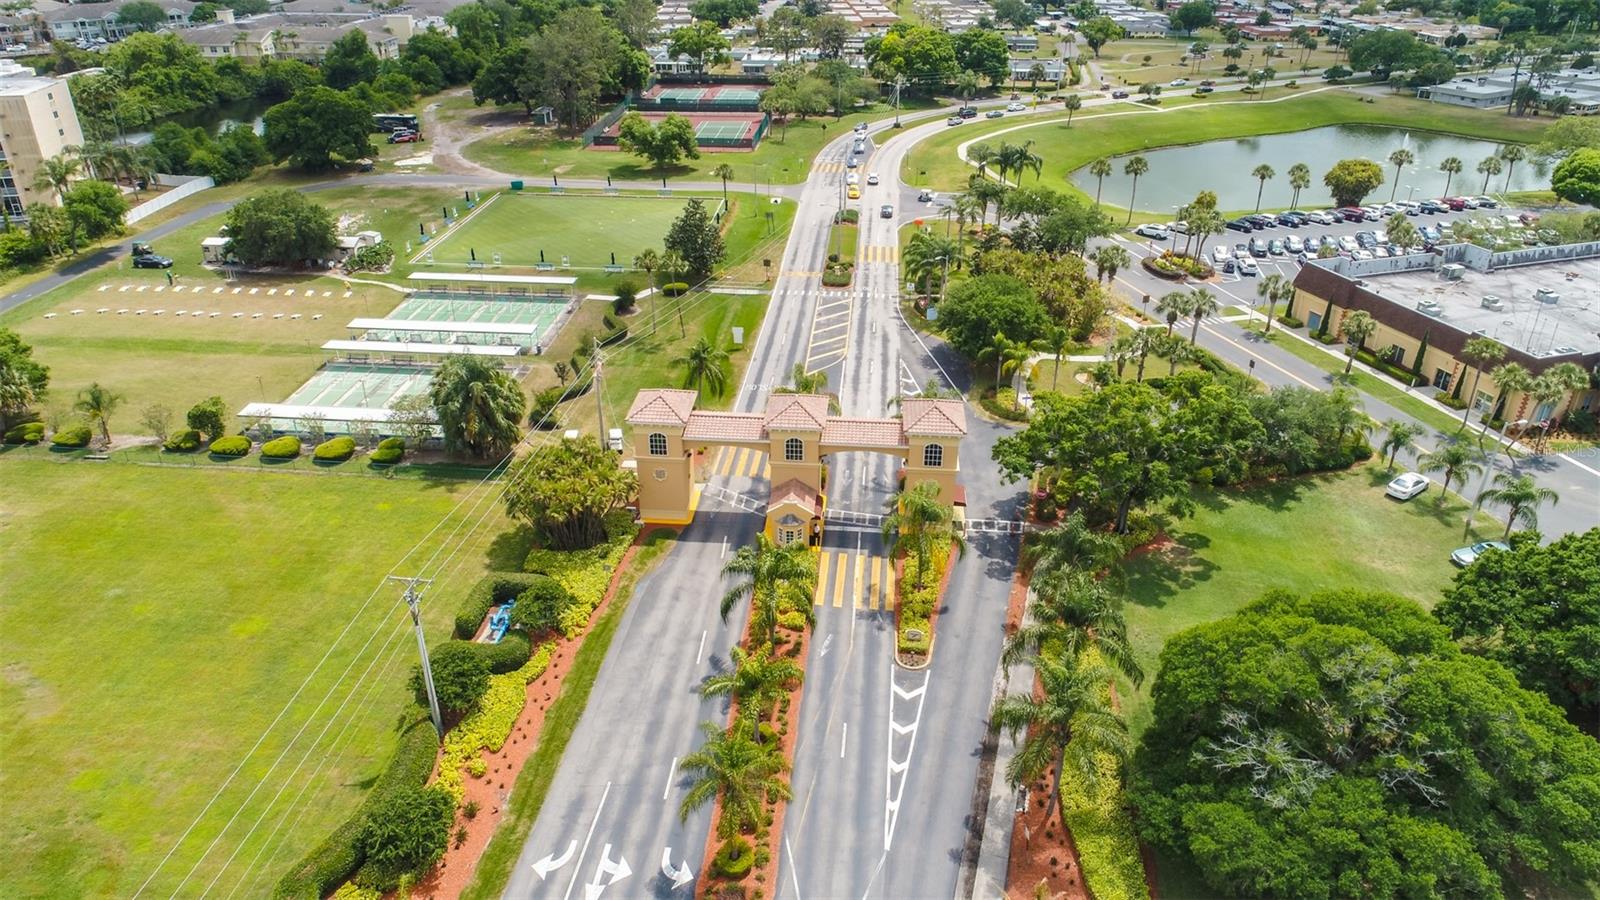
0 61 84 218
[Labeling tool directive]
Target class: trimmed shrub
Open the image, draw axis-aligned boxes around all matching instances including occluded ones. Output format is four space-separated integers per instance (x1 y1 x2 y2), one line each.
163 428 203 452
524 510 640 638
456 573 554 639
713 837 755 880
1275 314 1304 329
353 784 453 891
314 436 357 461
508 576 579 638
370 446 405 464
261 435 302 459
459 632 532 675
51 425 91 448
4 421 45 444
208 435 252 457
410 640 490 716
378 436 405 450
662 282 689 297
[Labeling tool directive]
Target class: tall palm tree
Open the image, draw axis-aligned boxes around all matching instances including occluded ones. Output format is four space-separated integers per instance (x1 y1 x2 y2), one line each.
1256 273 1284 330
31 153 81 204
1497 143 1525 192
952 193 980 258
1017 140 1043 183
1378 418 1422 471
720 533 816 646
1092 244 1129 283
1457 336 1505 427
634 248 663 333
904 231 958 298
429 356 525 459
1003 570 1142 685
993 652 1130 824
1037 324 1074 391
1526 371 1567 450
700 645 804 724
1476 155 1503 194
1420 438 1485 507
1547 360 1591 424
711 162 735 208
882 480 964 588
1087 157 1113 206
1478 472 1558 539
73 382 123 448
1251 163 1276 213
969 143 997 180
1439 156 1463 198
955 68 981 104
1387 148 1414 201
1287 162 1311 209
1122 155 1149 225
676 337 729 397
980 332 1032 392
1483 361 1531 438
1185 288 1219 345
1155 290 1190 336
1189 208 1225 262
1110 329 1159 382
1063 93 1082 124
775 361 827 395
0 361 39 433
677 718 790 836
1156 331 1194 376
1338 310 1378 375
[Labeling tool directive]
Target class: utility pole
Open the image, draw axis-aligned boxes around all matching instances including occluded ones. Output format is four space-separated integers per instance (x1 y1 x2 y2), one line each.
593 337 607 442
388 575 441 739
892 75 906 128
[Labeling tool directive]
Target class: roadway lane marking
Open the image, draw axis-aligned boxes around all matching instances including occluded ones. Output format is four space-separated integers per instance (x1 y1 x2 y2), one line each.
696 630 707 666
841 722 847 759
813 553 832 607
785 836 803 900
662 757 678 801
561 780 611 900
883 670 931 852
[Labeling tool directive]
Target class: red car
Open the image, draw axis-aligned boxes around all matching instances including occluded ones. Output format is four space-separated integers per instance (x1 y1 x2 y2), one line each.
1445 197 1470 211
389 131 421 144
1338 207 1366 222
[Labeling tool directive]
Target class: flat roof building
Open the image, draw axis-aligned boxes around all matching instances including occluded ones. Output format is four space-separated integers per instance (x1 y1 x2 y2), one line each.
0 62 84 219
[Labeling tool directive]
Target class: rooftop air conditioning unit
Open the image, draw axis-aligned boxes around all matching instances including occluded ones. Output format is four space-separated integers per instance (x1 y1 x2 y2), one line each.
1440 264 1465 281
1535 288 1560 305
1551 346 1578 355
1416 299 1443 317
1480 294 1504 310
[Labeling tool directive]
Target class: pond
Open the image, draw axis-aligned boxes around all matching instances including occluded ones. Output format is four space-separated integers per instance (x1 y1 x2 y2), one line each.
1070 124 1552 214
121 97 273 146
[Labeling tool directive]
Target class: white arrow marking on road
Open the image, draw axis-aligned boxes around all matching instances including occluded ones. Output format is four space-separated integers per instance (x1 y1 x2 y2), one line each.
531 840 577 880
818 634 833 658
583 844 632 899
890 720 915 736
891 680 926 701
661 848 696 890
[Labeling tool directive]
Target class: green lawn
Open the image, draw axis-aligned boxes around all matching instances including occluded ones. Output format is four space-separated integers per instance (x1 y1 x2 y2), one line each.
422 191 724 269
0 456 515 897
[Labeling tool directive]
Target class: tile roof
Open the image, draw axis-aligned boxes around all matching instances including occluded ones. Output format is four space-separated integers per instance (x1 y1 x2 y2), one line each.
767 478 821 514
626 388 697 426
900 398 967 437
763 394 829 431
683 411 766 443
821 417 906 449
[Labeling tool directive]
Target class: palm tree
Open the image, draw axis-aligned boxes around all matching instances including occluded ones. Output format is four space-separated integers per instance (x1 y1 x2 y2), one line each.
1155 291 1189 336
1003 570 1143 685
1478 472 1558 539
955 68 981 105
633 248 659 284
1256 273 1284 329
676 337 729 396
1063 93 1082 125
979 332 1032 393
1092 244 1129 283
1024 509 1123 579
1476 155 1503 194
31 153 81 203
73 382 122 448
1027 62 1047 94
1122 155 1149 225
1251 163 1276 212
700 645 804 724
1016 140 1043 183
1526 371 1567 450
677 718 790 836
882 480 964 588
1338 310 1378 375
993 652 1130 825
904 231 958 298
1497 143 1524 192
1378 419 1422 471
0 361 39 433
1547 361 1591 424
1387 148 1414 201
1439 156 1463 198
1185 288 1219 345
1110 329 1159 382
1483 361 1531 438
1037 324 1074 391
1087 158 1113 206
1419 438 1485 507
1157 332 1194 376
711 162 735 208
775 361 828 395
1287 162 1311 209
721 534 816 646
969 143 997 180
1457 336 1505 427
1189 208 1225 262
429 357 525 459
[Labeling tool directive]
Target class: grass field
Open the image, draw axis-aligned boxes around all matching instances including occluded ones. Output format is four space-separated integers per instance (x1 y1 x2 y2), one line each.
0 456 515 897
423 192 724 269
1095 33 1354 86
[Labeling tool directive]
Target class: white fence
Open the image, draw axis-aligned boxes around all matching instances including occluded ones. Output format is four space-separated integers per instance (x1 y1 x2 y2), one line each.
125 174 215 225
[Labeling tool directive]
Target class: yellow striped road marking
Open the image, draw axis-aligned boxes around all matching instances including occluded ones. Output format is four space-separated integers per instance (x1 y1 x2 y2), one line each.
814 552 832 607
852 553 869 610
732 448 751 478
709 448 727 477
882 556 896 612
761 456 771 480
739 449 760 478
831 551 848 608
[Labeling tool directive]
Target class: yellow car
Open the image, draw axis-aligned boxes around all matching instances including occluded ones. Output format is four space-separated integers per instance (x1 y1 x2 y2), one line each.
847 184 861 200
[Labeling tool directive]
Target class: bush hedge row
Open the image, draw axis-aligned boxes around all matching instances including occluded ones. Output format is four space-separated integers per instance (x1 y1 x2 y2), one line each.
209 435 251 457
896 541 948 656
370 436 405 464
261 435 302 459
3 421 44 444
524 511 640 637
315 436 357 461
434 641 557 804
1059 648 1152 900
164 428 203 452
51 425 91 448
458 632 533 675
455 573 553 639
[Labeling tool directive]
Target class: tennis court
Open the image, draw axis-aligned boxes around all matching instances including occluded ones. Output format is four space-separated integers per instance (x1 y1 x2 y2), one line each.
639 82 767 111
657 87 709 103
422 192 724 268
592 110 769 150
284 363 431 410
695 120 753 141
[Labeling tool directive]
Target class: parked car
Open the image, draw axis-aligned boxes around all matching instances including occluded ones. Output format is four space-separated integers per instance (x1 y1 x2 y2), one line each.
1451 540 1511 567
1360 206 1382 221
1169 78 1189 86
1518 211 1541 226
1285 235 1304 253
1352 248 1374 260
1308 210 1338 225
1401 201 1422 215
1246 213 1275 229
1379 202 1404 216
1006 101 1027 111
1419 199 1449 214
1249 237 1269 257
1444 196 1469 211
1111 89 1130 98
986 109 1005 118
946 116 963 126
388 131 420 143
1419 225 1441 244
1236 255 1259 276
1385 472 1430 501
1268 238 1286 255
1474 195 1498 208
1371 245 1390 258
958 106 978 118
1226 218 1254 232
866 172 879 185
1277 212 1306 227
1354 231 1377 248
1337 235 1359 252
1339 207 1366 222
880 204 894 218
1212 245 1231 265
133 254 174 269
1171 220 1190 234
1134 223 1170 240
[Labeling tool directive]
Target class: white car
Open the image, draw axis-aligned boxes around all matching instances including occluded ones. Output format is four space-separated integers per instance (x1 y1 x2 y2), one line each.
1134 223 1170 240
1337 235 1359 253
1451 540 1511 567
1285 235 1304 253
1385 472 1430 501
1006 101 1027 112
1169 78 1189 86
1212 245 1231 265
846 172 859 185
866 172 880 185
1236 255 1259 276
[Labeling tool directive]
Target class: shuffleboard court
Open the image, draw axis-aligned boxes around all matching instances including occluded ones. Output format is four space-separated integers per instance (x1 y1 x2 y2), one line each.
284 363 431 410
420 192 723 269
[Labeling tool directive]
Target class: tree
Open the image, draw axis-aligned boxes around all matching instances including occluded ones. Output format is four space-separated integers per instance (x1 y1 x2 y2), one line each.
1438 155 1463 198
30 153 80 204
1170 1 1214 35
1322 158 1385 207
720 534 817 647
1385 211 1419 252
669 21 732 73
1024 509 1123 579
62 181 129 240
1250 164 1275 213
1386 148 1414 201
691 0 758 26
1419 437 1484 506
1287 162 1311 209
1063 93 1082 124
903 230 958 297
1132 588 1600 899
616 112 700 174
115 0 165 32
0 330 47 433
1497 142 1525 191
184 395 226 440
322 29 378 90
954 67 981 103
388 393 437 449
1348 28 1422 74
357 785 454 889
664 198 725 281
676 337 729 396
882 480 964 588
954 30 1009 85
1378 419 1421 471
1092 244 1129 283
1005 569 1141 680
1077 16 1124 59
506 576 577 637
1458 336 1505 426
72 382 122 447
1477 472 1558 540
1087 158 1113 206
1551 148 1600 207
936 274 1050 359
532 8 642 134
700 645 804 724
262 86 373 170
1122 155 1148 225
429 355 525 460
1435 529 1599 722
223 189 336 268
1155 290 1189 337
710 162 735 209
410 640 490 716
504 435 636 550
1338 309 1377 375
678 718 791 837
1185 287 1219 345
1475 154 1503 193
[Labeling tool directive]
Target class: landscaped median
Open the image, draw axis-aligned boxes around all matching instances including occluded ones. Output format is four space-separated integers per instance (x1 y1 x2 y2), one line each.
885 481 964 667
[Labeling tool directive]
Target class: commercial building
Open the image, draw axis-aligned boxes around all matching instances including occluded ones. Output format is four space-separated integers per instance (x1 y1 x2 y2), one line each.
0 60 84 219
1291 244 1600 427
1418 67 1600 114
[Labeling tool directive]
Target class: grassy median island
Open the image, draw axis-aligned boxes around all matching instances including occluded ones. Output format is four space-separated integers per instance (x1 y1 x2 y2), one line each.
0 457 513 897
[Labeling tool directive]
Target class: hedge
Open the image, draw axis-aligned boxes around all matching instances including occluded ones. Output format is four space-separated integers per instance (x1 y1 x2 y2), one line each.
434 641 558 804
978 389 1029 422
3 421 44 444
163 428 203 452
713 837 755 880
523 511 640 637
458 632 532 675
370 446 405 465
378 436 405 450
50 425 91 448
315 436 357 461
208 435 251 457
896 541 948 656
662 282 689 297
456 573 553 639
1059 648 1151 900
273 716 438 899
261 435 302 459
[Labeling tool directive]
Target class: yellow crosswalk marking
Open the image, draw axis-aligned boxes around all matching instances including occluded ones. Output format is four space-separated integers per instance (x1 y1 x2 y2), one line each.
733 448 751 477
831 551 848 608
852 553 868 610
743 450 765 478
814 552 832 607
761 457 771 480
882 555 896 612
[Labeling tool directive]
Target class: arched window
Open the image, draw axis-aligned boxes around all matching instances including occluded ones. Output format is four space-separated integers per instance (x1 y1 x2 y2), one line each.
648 432 668 456
923 443 943 468
784 437 804 461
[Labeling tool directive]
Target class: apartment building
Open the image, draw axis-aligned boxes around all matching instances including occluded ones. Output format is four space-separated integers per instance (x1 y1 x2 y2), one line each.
0 60 84 218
